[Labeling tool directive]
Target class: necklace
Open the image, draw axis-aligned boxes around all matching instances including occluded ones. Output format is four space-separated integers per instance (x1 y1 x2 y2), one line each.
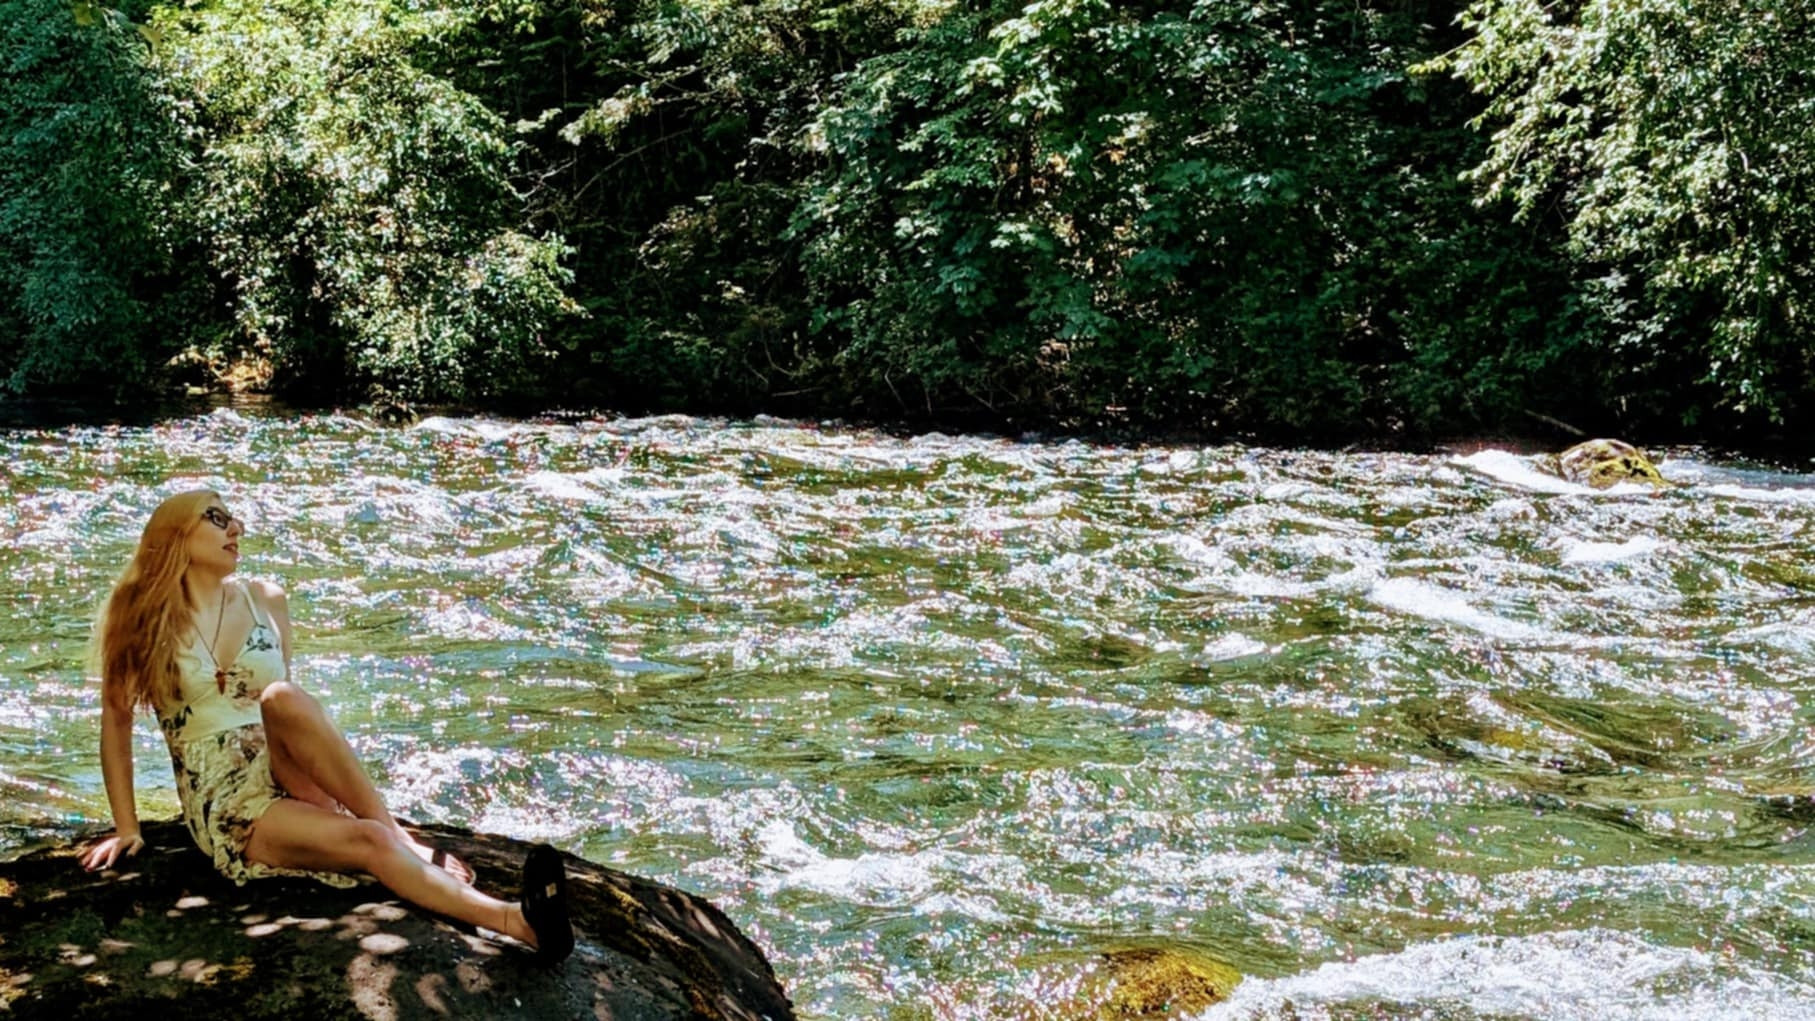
194 585 230 693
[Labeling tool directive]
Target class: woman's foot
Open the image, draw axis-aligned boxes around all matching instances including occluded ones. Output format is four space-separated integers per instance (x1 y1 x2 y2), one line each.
520 843 574 964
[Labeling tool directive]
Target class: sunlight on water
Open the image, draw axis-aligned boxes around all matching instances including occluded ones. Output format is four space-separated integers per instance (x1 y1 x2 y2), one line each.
1205 927 1815 1021
5 407 1815 1017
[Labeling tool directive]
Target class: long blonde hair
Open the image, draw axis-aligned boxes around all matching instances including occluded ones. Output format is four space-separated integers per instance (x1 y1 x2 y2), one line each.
98 489 219 712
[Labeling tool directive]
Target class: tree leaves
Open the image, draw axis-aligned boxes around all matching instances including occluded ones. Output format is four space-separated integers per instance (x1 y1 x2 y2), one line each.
154 0 576 401
0 0 177 394
1450 0 1815 425
7 0 1807 440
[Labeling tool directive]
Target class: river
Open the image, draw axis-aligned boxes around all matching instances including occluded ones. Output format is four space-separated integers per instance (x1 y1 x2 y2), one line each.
4 409 1815 1019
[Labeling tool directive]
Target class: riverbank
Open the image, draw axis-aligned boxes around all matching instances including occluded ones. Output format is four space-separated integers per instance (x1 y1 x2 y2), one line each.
5 386 1811 469
11 0 1812 462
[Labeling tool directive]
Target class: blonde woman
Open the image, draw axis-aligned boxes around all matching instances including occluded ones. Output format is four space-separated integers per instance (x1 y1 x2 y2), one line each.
78 489 572 963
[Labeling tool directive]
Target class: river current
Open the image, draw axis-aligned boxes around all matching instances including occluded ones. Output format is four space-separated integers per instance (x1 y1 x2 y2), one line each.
4 409 1815 1019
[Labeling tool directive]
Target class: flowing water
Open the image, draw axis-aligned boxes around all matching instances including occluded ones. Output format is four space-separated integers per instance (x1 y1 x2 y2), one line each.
5 408 1815 1019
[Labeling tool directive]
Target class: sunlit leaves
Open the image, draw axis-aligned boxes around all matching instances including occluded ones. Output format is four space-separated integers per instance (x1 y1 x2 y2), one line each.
10 0 1805 439
789 0 1541 433
154 0 576 401
1449 0 1815 423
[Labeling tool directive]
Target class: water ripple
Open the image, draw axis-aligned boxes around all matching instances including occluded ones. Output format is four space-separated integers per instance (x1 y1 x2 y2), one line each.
5 412 1815 1018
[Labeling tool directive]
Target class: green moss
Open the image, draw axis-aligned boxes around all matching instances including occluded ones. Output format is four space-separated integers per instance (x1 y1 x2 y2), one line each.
1097 947 1241 1019
1548 439 1669 489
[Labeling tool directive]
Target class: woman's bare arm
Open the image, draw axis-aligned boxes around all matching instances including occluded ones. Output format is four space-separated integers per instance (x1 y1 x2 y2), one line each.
80 690 145 870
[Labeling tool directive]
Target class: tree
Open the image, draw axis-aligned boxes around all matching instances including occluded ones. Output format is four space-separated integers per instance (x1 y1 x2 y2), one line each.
1446 0 1815 428
0 0 177 394
791 0 1577 435
153 0 577 402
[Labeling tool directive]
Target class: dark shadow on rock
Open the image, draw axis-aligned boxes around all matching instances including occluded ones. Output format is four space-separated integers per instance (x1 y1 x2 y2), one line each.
0 819 794 1020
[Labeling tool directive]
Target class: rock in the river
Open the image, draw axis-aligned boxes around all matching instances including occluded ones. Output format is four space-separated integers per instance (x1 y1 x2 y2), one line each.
1088 947 1240 1019
0 819 793 1020
1544 438 1668 489
940 944 1241 1020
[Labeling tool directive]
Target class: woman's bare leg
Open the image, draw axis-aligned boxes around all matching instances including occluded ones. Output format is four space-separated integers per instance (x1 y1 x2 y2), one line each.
244 800 535 946
267 756 342 813
260 682 473 882
260 682 395 822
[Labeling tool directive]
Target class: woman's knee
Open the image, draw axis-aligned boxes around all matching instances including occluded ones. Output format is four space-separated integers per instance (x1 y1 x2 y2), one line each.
246 803 398 874
259 681 320 723
345 818 406 867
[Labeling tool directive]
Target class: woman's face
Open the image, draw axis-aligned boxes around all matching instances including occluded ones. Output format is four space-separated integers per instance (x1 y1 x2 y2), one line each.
185 500 244 576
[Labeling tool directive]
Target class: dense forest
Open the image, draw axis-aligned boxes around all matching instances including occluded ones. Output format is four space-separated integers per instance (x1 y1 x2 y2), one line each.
2 0 1810 446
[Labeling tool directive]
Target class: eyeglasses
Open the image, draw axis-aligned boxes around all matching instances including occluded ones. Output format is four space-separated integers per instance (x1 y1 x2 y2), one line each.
200 507 237 531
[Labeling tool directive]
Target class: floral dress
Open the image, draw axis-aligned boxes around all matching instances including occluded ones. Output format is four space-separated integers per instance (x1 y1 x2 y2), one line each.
153 581 358 888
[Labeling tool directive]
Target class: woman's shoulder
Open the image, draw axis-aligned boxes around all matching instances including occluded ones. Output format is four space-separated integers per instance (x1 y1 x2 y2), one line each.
241 577 290 609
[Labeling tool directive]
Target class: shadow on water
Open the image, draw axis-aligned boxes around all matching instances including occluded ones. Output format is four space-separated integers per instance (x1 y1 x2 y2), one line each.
0 393 248 430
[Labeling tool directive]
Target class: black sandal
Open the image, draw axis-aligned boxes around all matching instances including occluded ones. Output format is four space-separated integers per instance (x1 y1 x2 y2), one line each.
520 843 574 964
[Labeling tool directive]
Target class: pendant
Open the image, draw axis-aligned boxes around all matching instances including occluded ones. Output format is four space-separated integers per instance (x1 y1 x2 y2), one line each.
215 668 228 693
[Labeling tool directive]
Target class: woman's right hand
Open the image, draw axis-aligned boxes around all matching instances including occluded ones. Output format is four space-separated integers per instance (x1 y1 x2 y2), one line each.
78 830 145 871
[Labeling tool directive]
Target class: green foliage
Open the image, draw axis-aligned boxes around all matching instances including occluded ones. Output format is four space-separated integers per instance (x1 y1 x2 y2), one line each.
154 0 576 401
3 0 1810 444
0 0 176 393
789 0 1576 434
1447 0 1815 427
439 0 931 414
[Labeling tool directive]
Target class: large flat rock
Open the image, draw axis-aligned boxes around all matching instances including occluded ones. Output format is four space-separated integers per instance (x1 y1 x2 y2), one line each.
0 819 793 1020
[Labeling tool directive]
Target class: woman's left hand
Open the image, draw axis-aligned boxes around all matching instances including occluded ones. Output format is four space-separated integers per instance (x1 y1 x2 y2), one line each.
78 830 146 871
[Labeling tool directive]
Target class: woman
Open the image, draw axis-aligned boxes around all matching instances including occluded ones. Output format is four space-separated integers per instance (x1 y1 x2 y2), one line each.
78 489 572 963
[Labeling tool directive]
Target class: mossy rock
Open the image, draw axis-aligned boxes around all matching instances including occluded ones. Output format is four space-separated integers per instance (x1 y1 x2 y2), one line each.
1009 945 1239 1020
1093 946 1241 1019
0 819 793 1020
1542 439 1668 489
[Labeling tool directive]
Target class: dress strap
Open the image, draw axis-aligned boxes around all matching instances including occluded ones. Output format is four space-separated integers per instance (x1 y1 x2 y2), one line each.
240 581 269 628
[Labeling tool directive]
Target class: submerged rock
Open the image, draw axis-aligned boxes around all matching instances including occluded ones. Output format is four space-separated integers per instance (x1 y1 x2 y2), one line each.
0 819 793 1020
1089 946 1241 1019
938 944 1241 1020
1544 439 1668 489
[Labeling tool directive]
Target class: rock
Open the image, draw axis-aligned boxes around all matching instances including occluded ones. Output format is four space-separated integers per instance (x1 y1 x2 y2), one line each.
1089 946 1241 1019
1546 438 1668 489
366 398 419 426
946 945 1240 1020
0 819 794 1021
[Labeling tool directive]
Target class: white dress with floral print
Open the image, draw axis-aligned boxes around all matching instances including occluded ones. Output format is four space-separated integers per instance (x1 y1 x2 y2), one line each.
154 581 358 888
